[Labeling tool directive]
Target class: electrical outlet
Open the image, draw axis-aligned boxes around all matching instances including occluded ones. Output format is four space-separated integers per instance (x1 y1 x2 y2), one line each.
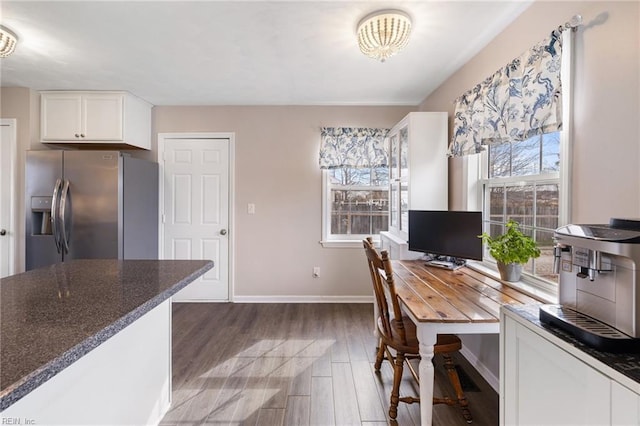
313 267 320 278
247 203 256 214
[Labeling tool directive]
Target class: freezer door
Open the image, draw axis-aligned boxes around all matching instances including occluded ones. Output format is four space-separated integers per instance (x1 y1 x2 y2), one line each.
63 151 120 260
25 150 63 270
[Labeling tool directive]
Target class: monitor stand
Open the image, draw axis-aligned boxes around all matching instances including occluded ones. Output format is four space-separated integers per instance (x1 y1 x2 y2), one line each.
425 257 466 270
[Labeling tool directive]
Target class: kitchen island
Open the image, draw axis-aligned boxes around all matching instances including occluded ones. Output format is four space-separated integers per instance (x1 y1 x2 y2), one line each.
0 259 213 425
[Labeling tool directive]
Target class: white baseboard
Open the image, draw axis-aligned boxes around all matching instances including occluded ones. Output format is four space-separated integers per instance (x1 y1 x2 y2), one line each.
232 295 374 303
460 345 499 393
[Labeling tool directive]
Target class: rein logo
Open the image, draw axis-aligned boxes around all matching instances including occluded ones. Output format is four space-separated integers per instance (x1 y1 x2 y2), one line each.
1 419 34 425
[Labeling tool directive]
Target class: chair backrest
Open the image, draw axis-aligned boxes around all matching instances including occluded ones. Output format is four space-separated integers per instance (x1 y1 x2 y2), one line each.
363 237 409 344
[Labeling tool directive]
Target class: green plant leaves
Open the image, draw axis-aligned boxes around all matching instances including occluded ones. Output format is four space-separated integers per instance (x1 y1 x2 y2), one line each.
478 219 541 265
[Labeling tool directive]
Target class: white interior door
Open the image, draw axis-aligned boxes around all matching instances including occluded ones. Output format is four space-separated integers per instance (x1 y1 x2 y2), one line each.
0 119 17 278
162 138 230 301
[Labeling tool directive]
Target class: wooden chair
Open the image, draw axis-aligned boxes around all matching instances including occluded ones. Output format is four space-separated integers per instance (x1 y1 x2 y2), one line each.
363 237 472 423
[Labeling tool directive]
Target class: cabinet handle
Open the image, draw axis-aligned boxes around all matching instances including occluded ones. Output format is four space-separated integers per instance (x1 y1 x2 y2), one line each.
75 133 80 138
80 134 85 138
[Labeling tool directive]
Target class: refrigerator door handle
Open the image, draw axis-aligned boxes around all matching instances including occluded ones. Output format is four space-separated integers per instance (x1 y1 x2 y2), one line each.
51 179 63 254
60 179 71 254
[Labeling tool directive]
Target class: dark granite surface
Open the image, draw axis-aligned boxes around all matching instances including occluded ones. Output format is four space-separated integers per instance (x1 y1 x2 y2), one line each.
0 259 213 410
505 304 640 385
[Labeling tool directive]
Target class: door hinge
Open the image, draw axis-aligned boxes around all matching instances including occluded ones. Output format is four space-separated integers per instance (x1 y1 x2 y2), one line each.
162 213 166 224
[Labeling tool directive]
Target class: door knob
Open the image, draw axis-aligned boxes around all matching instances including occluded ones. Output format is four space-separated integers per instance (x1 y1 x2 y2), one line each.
0 229 6 236
220 229 227 236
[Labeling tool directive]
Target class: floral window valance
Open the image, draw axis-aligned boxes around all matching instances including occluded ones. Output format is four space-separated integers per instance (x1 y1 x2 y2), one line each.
319 127 389 169
448 30 563 157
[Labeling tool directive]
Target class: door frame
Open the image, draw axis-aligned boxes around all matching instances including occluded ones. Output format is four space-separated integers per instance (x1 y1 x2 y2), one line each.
1 119 17 276
157 132 235 301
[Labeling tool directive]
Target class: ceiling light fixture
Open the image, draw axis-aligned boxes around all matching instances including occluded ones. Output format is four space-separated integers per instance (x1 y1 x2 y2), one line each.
357 10 412 62
0 26 18 58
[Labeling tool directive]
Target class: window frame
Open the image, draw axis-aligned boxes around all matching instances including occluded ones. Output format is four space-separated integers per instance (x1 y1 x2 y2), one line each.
480 144 563 290
471 130 570 296
320 168 389 248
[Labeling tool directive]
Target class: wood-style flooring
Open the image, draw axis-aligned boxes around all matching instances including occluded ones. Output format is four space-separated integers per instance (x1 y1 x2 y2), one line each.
160 303 498 426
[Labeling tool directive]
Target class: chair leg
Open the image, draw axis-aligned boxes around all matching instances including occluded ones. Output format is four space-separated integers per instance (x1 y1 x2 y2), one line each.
374 340 386 371
389 351 405 420
443 353 473 423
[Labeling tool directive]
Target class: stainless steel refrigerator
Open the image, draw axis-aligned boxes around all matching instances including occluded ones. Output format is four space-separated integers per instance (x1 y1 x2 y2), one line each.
26 150 158 271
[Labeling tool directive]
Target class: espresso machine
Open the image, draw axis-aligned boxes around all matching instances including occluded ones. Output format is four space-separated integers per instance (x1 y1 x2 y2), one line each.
539 218 640 352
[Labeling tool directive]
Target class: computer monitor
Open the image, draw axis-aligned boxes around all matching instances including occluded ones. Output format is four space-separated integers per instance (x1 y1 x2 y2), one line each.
408 210 483 269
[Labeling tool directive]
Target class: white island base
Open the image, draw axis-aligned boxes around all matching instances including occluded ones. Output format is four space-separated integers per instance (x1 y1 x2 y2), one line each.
2 299 172 425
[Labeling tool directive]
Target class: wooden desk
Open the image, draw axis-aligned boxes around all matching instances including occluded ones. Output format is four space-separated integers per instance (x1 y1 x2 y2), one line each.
392 260 542 426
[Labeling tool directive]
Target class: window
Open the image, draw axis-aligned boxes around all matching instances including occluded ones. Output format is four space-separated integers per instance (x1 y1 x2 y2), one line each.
319 127 389 247
322 167 388 245
451 28 574 292
481 131 562 284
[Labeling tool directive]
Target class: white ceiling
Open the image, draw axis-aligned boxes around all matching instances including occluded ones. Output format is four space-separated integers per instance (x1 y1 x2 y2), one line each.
0 1 532 106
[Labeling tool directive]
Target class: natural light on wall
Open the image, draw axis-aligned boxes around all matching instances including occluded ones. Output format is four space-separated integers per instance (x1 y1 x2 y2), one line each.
356 10 411 62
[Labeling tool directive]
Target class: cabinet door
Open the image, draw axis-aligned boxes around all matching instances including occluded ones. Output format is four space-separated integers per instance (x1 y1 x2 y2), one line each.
82 93 124 140
41 93 82 140
612 381 640 425
389 131 399 231
398 126 409 233
503 318 610 425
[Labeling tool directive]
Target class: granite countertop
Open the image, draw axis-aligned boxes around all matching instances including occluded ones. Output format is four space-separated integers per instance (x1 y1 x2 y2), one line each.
504 304 640 385
0 259 213 410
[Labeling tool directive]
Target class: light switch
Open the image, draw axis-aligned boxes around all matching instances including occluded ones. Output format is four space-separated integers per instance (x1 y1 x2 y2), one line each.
247 203 256 214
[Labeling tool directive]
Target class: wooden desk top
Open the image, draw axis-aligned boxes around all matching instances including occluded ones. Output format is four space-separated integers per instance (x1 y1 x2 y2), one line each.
392 260 543 324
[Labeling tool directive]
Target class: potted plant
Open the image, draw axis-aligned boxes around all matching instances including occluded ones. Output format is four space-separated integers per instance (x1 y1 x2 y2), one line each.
479 219 541 282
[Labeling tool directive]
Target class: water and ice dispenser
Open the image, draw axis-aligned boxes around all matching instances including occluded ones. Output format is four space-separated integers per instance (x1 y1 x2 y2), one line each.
30 196 53 235
540 218 640 352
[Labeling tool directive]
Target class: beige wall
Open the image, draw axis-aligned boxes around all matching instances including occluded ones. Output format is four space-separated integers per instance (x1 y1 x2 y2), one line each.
153 106 413 298
421 1 640 223
419 0 640 383
0 87 42 271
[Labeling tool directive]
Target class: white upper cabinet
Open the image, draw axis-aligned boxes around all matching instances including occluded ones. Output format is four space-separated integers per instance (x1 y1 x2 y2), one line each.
40 91 151 150
387 111 448 241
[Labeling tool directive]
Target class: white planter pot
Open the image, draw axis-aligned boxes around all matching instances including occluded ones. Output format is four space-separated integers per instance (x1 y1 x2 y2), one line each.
497 262 522 282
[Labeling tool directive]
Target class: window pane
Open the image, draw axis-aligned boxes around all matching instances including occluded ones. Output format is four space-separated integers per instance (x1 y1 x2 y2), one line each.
400 183 408 231
536 184 559 229
489 186 505 223
399 127 409 179
351 214 371 235
484 222 504 259
330 167 389 187
541 132 560 173
330 188 388 236
371 167 389 186
390 134 399 180
331 189 349 234
328 168 343 185
506 185 534 227
534 229 558 283
511 136 540 176
489 142 510 178
489 223 504 239
390 184 398 229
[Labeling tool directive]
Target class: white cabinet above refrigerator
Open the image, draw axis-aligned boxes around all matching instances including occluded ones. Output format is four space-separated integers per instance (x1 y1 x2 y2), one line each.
40 91 151 150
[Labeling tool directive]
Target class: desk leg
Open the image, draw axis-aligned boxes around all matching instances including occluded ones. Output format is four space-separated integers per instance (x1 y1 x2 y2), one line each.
417 326 437 426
